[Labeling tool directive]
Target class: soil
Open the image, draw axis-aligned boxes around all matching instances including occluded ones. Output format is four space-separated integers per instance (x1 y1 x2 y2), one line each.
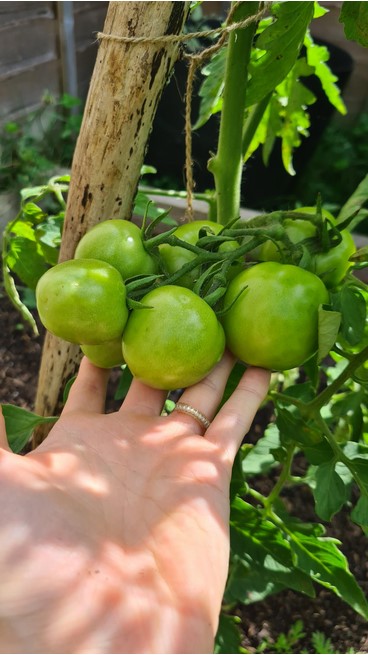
1 287 368 654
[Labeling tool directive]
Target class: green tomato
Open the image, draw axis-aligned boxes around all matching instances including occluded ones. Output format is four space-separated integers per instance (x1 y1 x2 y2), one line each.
36 259 129 345
252 218 316 262
313 229 356 288
74 219 157 280
159 220 242 288
222 262 329 371
249 206 355 288
81 337 124 369
122 285 225 390
250 207 333 263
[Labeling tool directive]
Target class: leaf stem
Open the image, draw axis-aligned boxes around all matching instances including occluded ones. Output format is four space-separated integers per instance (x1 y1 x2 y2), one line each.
264 443 296 509
308 344 368 413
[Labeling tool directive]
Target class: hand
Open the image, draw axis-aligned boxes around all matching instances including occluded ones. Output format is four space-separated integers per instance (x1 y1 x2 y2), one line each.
0 352 270 654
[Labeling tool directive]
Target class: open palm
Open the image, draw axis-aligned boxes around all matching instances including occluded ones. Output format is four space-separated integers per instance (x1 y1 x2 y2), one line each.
0 353 270 654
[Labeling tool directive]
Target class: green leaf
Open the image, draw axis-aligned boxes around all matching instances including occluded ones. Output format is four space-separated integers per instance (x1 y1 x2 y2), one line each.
304 439 334 465
242 424 280 477
140 164 157 176
276 406 322 447
193 48 226 130
231 497 295 568
351 495 368 531
1 405 57 453
2 265 39 335
230 449 247 501
114 365 133 401
229 498 315 602
35 216 63 265
22 202 46 222
5 236 48 289
339 286 366 346
337 173 368 230
8 219 36 241
313 460 348 521
340 2 368 48
215 613 245 654
133 191 175 224
20 185 49 202
277 68 316 175
280 512 368 619
245 2 315 108
304 31 347 115
318 305 341 360
226 554 315 606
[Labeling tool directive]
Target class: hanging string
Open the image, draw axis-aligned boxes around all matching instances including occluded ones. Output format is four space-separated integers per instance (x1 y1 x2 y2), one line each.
97 3 270 220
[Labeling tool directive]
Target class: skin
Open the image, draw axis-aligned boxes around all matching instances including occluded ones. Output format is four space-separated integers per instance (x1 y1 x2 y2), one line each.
0 352 269 654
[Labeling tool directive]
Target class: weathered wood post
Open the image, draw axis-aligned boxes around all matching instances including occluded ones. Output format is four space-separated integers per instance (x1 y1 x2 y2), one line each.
34 1 189 444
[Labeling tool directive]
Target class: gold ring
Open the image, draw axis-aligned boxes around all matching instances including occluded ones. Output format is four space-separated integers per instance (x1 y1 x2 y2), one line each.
174 402 211 431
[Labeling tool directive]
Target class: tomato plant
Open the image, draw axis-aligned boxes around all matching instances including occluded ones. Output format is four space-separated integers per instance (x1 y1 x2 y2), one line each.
222 262 329 371
122 285 225 390
36 258 129 345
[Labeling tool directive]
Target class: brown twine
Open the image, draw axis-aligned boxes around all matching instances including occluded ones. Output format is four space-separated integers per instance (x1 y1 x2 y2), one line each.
97 3 270 220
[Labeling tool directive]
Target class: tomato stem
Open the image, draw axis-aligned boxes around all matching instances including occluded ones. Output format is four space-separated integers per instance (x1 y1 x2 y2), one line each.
208 1 259 226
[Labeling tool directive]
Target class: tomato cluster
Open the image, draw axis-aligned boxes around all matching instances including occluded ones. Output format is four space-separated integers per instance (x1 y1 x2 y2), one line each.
36 215 355 389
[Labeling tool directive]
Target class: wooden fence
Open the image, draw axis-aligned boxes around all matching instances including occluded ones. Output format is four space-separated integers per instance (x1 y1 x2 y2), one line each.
0 1 108 123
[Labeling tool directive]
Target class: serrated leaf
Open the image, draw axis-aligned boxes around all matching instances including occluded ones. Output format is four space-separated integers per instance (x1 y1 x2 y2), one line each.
6 236 48 289
318 306 341 360
1 405 57 453
8 219 36 241
35 216 63 266
279 511 368 619
225 554 315 606
340 1 368 48
337 173 368 230
22 202 46 222
20 185 48 201
304 439 334 466
242 424 280 477
304 31 347 115
193 48 226 130
230 497 295 568
313 460 348 521
276 405 322 447
245 2 314 108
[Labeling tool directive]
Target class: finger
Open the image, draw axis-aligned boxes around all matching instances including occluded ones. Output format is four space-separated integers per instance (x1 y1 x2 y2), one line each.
170 350 236 434
0 405 11 451
206 366 271 461
62 357 110 415
121 378 167 416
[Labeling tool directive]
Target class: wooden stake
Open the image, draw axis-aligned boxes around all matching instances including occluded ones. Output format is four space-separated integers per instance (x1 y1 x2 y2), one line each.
34 1 189 445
